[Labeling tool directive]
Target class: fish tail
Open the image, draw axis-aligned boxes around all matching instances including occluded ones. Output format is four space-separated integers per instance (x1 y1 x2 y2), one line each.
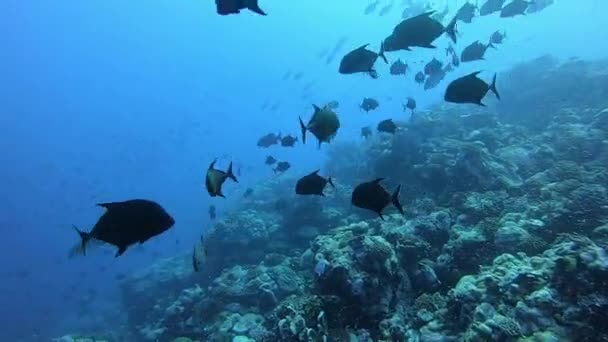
446 16 458 44
379 40 388 64
328 176 335 188
247 0 267 15
490 73 500 100
391 185 404 216
71 225 91 257
226 162 238 183
299 116 307 144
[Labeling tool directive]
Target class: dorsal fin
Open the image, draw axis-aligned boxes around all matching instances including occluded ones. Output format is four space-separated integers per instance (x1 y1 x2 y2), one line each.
469 71 482 78
97 202 121 211
310 169 320 176
357 43 370 50
373 177 385 183
208 159 218 170
312 104 321 112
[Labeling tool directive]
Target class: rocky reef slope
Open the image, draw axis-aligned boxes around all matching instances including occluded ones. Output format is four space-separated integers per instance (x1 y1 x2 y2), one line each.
117 56 608 342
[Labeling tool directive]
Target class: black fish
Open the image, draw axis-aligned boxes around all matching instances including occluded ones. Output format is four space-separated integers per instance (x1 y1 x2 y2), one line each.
361 126 373 139
274 161 291 174
326 100 340 109
446 44 456 56
378 2 394 16
480 0 506 16
265 155 277 165
192 235 207 272
461 40 494 62
215 0 267 16
280 135 298 147
364 0 380 15
415 71 426 84
209 205 216 220
72 199 175 257
500 0 531 17
295 170 335 196
339 43 388 78
377 119 398 134
403 97 416 113
243 188 254 198
360 97 380 112
490 30 507 44
526 0 554 13
351 178 404 220
424 69 446 90
444 71 500 106
424 58 443 76
257 133 281 147
390 59 408 75
451 52 461 67
206 159 238 198
299 104 341 147
384 11 458 51
455 2 477 23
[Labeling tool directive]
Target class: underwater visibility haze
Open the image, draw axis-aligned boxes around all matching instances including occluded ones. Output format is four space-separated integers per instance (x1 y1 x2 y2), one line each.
1 0 608 341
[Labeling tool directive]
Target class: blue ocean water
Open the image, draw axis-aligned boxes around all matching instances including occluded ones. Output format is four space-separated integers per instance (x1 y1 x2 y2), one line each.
0 0 607 340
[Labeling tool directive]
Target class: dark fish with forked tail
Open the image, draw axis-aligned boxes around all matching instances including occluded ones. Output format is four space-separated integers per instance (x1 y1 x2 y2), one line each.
206 159 238 198
295 170 335 196
444 71 500 106
71 199 175 257
351 178 404 220
215 0 267 16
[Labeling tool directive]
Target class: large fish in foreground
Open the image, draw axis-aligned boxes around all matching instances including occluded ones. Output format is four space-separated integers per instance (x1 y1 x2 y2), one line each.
384 11 458 51
299 104 340 147
215 0 267 16
351 178 404 220
339 43 388 78
444 71 500 106
295 170 335 196
71 199 175 257
206 159 238 198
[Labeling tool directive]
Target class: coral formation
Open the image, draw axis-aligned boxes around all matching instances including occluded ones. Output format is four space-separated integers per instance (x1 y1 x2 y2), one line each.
71 57 608 342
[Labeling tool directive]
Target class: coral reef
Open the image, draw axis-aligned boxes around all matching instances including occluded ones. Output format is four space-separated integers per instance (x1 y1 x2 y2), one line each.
95 57 608 342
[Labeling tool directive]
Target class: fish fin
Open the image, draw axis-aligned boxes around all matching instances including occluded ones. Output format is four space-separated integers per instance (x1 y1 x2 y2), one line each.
312 104 321 112
217 190 226 198
422 43 437 49
209 159 218 170
391 185 404 215
470 70 482 78
379 40 388 64
477 100 487 107
317 139 322 149
247 0 267 15
226 162 238 183
488 42 496 49
328 176 335 188
373 177 385 183
446 17 458 44
192 247 199 272
97 202 121 211
357 43 370 50
72 225 90 256
299 116 307 144
311 169 320 175
115 245 127 257
378 212 385 220
490 73 500 100
319 192 326 197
